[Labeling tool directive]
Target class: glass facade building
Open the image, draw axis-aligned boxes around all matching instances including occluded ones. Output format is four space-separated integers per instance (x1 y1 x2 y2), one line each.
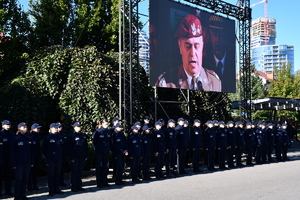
138 30 150 74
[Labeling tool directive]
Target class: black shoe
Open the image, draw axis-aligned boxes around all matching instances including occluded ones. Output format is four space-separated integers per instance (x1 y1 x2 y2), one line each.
77 188 85 191
33 187 39 190
55 190 64 194
182 171 188 174
116 181 125 186
71 189 78 192
21 195 28 200
103 183 110 187
97 184 103 188
60 182 67 186
49 192 55 196
5 192 14 196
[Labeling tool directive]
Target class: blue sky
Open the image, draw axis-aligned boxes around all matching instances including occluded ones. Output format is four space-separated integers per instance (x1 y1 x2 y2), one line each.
18 0 300 72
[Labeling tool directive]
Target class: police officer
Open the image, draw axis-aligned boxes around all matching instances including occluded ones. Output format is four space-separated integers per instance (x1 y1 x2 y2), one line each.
92 119 111 188
27 123 42 191
255 122 264 164
204 121 216 171
216 121 227 169
235 122 245 166
127 126 142 183
281 123 290 161
190 119 203 173
165 119 178 177
141 125 152 180
274 124 283 161
57 122 69 187
11 122 34 200
142 116 151 130
176 118 189 175
42 123 64 196
69 122 89 192
0 120 14 196
266 123 275 162
111 123 128 185
152 121 166 179
226 121 236 168
244 122 255 165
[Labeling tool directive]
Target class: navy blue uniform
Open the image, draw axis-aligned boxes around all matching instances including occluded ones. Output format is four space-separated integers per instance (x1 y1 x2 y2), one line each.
0 129 14 195
176 125 189 174
226 127 236 167
235 127 244 166
165 127 178 176
274 128 283 161
216 128 227 169
266 127 275 162
111 130 127 185
244 128 255 165
127 133 142 182
42 133 63 193
255 128 263 164
0 133 3 196
11 133 34 199
141 133 152 180
152 129 166 178
58 131 69 186
190 126 202 172
92 127 111 187
281 128 290 161
204 127 216 171
261 128 268 163
27 131 41 190
69 131 89 191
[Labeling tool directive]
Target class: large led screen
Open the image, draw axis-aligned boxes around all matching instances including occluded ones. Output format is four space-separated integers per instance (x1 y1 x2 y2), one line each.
150 0 236 93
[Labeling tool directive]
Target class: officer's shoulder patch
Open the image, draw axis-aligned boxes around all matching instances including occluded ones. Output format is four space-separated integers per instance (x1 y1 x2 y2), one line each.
206 69 220 80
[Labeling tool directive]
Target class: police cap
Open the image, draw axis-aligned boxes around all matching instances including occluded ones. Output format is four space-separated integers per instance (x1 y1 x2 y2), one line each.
31 123 42 130
2 120 10 126
18 122 27 129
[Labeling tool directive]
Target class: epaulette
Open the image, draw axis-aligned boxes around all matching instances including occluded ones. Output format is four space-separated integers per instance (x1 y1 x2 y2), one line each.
206 69 220 80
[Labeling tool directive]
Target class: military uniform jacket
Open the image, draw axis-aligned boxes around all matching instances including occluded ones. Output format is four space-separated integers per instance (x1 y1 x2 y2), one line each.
165 127 177 149
127 133 142 157
274 129 283 145
175 125 189 148
152 129 166 153
28 132 41 161
204 127 216 149
42 133 63 160
216 128 227 148
244 129 254 147
266 128 275 146
0 129 14 159
92 127 111 154
58 131 69 156
235 127 245 147
255 128 263 146
281 129 290 144
190 126 202 148
0 133 4 164
112 130 127 155
68 132 89 160
141 133 152 157
226 127 236 147
156 65 221 92
11 133 34 168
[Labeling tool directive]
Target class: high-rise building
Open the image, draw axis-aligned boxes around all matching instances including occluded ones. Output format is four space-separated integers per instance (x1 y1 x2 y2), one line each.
251 17 294 75
138 30 149 74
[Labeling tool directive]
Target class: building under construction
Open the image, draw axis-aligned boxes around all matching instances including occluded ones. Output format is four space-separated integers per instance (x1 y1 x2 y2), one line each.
251 17 276 48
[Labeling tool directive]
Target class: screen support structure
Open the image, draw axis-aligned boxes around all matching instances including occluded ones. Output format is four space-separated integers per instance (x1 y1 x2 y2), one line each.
119 0 252 126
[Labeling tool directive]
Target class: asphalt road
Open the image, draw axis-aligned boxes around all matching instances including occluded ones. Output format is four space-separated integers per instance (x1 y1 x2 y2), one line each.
3 142 300 200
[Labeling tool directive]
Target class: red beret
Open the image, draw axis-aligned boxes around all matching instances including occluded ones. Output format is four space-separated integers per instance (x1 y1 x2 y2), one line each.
174 14 203 38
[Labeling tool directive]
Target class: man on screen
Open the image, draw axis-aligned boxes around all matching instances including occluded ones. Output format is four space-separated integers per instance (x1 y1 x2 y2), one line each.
156 14 221 92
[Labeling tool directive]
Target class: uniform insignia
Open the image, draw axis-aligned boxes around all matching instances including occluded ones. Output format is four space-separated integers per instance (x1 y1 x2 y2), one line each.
3 138 7 142
116 139 121 142
144 140 148 143
50 139 55 143
132 140 137 143
18 142 24 146
100 135 104 138
28 141 32 144
195 132 199 135
0 143 3 145
33 141 36 144
75 137 80 140
157 134 161 138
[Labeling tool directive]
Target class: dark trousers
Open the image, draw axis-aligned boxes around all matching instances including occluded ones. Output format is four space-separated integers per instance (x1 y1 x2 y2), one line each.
236 146 244 165
142 156 151 179
267 145 274 161
155 151 164 178
1 158 12 193
207 148 215 170
28 159 39 190
227 147 235 167
70 157 85 190
246 146 253 165
96 153 109 186
255 145 262 164
59 155 68 184
114 154 125 184
14 164 30 198
0 163 3 195
130 156 141 181
166 148 176 175
282 144 288 160
261 145 267 163
192 147 201 171
178 147 187 173
47 158 62 192
219 147 226 168
275 144 282 161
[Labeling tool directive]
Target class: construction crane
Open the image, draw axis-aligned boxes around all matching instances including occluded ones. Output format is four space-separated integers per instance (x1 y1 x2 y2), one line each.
251 0 269 45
